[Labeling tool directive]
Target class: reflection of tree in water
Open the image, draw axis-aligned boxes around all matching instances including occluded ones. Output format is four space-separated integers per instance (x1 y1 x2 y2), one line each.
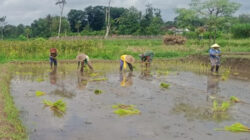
120 72 133 87
172 103 232 122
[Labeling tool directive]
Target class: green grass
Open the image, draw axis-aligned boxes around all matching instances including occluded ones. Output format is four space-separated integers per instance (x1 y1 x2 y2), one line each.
0 64 27 140
1 38 249 63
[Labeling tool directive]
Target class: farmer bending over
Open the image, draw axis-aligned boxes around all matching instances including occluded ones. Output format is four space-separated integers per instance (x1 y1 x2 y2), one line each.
50 48 57 68
139 51 154 68
209 44 221 73
120 55 135 72
76 53 94 72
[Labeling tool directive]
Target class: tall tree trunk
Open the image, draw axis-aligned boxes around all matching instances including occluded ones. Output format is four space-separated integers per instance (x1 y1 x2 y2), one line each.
58 4 65 38
105 0 111 39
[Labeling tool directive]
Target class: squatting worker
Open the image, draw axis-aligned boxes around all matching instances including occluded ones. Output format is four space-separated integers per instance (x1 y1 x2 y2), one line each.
209 44 221 73
76 53 94 72
139 51 154 68
120 55 135 72
50 48 57 68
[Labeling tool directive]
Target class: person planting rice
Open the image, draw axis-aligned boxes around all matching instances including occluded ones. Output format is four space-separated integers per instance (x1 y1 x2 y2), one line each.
120 55 135 72
76 53 93 72
209 44 221 73
139 51 154 68
49 48 57 68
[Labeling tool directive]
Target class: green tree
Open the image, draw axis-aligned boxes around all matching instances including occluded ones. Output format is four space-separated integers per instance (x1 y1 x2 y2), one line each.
85 6 106 31
67 9 88 32
190 0 240 43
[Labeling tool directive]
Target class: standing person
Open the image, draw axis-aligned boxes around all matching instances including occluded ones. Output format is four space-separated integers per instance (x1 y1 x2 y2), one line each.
76 53 94 72
120 55 135 72
50 48 57 69
139 51 154 68
209 44 221 73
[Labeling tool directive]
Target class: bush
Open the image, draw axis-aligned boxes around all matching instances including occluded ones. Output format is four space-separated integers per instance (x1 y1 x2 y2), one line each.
183 31 198 39
18 35 27 41
163 35 186 45
231 24 250 38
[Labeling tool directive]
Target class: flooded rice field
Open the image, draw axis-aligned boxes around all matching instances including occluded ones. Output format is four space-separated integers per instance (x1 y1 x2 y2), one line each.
10 60 250 140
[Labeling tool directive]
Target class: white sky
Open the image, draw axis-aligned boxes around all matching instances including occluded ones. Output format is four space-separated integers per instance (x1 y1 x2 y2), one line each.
0 0 249 25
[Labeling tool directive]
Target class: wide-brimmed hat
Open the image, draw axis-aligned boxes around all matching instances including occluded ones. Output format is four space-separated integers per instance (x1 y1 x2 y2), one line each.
76 53 87 61
211 44 220 48
125 55 135 64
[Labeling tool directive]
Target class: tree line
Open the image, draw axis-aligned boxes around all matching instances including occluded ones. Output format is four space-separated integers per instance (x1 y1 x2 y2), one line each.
0 0 250 40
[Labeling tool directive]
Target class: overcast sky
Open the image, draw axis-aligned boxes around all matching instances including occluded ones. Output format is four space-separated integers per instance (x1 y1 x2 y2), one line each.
0 0 249 26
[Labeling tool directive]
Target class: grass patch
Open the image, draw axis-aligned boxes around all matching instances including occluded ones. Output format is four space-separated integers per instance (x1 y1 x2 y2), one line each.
0 64 27 140
160 83 170 89
112 104 141 116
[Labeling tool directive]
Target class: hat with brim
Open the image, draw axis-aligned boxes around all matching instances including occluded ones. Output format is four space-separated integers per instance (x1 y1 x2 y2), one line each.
76 53 87 61
211 44 220 48
125 55 135 64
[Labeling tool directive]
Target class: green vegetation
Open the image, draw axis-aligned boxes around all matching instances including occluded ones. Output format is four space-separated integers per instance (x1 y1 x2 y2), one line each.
36 91 46 96
36 77 45 82
230 96 240 103
112 104 141 116
216 123 250 132
212 100 230 112
0 64 27 140
43 99 66 113
160 83 170 89
94 89 102 95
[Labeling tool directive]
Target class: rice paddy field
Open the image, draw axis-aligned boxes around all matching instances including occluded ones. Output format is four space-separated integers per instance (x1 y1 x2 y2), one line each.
1 38 250 140
1 57 250 140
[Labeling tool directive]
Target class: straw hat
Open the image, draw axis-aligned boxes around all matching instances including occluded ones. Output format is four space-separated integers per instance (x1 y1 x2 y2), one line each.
76 53 87 61
211 44 220 48
125 55 135 64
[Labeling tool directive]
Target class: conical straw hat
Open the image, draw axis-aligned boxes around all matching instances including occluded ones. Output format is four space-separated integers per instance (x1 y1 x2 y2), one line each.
211 44 220 48
125 55 135 64
76 53 87 61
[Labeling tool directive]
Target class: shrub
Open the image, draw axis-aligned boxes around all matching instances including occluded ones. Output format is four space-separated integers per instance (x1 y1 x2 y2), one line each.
231 24 250 38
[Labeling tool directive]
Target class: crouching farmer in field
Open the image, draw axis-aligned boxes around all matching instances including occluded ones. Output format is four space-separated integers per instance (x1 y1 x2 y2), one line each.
209 44 221 73
76 53 94 72
120 55 135 72
139 51 154 68
50 48 57 68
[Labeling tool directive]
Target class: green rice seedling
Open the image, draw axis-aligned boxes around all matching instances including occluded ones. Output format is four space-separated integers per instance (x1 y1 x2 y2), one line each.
94 89 102 95
91 77 108 82
43 99 66 113
230 96 240 103
36 77 44 82
215 123 250 132
213 100 230 112
90 73 99 77
160 83 170 89
221 70 230 81
36 91 45 96
157 70 169 76
112 104 141 116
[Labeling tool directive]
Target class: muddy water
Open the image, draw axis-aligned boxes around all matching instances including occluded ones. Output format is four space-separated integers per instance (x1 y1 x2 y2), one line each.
10 62 250 140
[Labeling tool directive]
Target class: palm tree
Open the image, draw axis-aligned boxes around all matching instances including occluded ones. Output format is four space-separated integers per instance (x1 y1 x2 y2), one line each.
56 0 66 38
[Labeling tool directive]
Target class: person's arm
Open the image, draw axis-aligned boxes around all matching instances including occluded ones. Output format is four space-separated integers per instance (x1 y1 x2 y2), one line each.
209 49 216 57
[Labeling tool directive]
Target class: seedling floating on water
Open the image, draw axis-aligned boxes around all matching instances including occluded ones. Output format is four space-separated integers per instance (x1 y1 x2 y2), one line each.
36 77 44 82
36 91 45 96
160 83 170 89
94 89 102 95
91 78 108 82
43 99 66 113
213 100 230 112
112 104 141 116
215 123 250 132
230 96 240 103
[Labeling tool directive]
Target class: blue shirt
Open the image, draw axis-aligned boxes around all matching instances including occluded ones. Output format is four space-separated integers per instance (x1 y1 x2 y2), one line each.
209 48 221 59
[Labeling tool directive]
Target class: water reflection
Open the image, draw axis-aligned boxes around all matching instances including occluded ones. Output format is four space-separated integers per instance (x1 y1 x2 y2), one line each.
49 67 57 85
77 72 88 90
206 74 221 101
139 69 153 80
120 72 133 87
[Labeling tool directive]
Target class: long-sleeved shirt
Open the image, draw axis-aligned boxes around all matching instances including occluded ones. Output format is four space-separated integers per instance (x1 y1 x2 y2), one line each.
209 48 221 59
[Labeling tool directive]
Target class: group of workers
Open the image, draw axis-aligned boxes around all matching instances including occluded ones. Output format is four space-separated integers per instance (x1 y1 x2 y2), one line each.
49 43 221 73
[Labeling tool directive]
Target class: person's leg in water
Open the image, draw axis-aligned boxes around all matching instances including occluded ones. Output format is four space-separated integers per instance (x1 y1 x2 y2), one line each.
120 60 124 72
87 62 94 71
127 63 133 72
216 65 220 73
50 56 53 68
54 58 57 68
80 61 85 72
210 58 216 72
